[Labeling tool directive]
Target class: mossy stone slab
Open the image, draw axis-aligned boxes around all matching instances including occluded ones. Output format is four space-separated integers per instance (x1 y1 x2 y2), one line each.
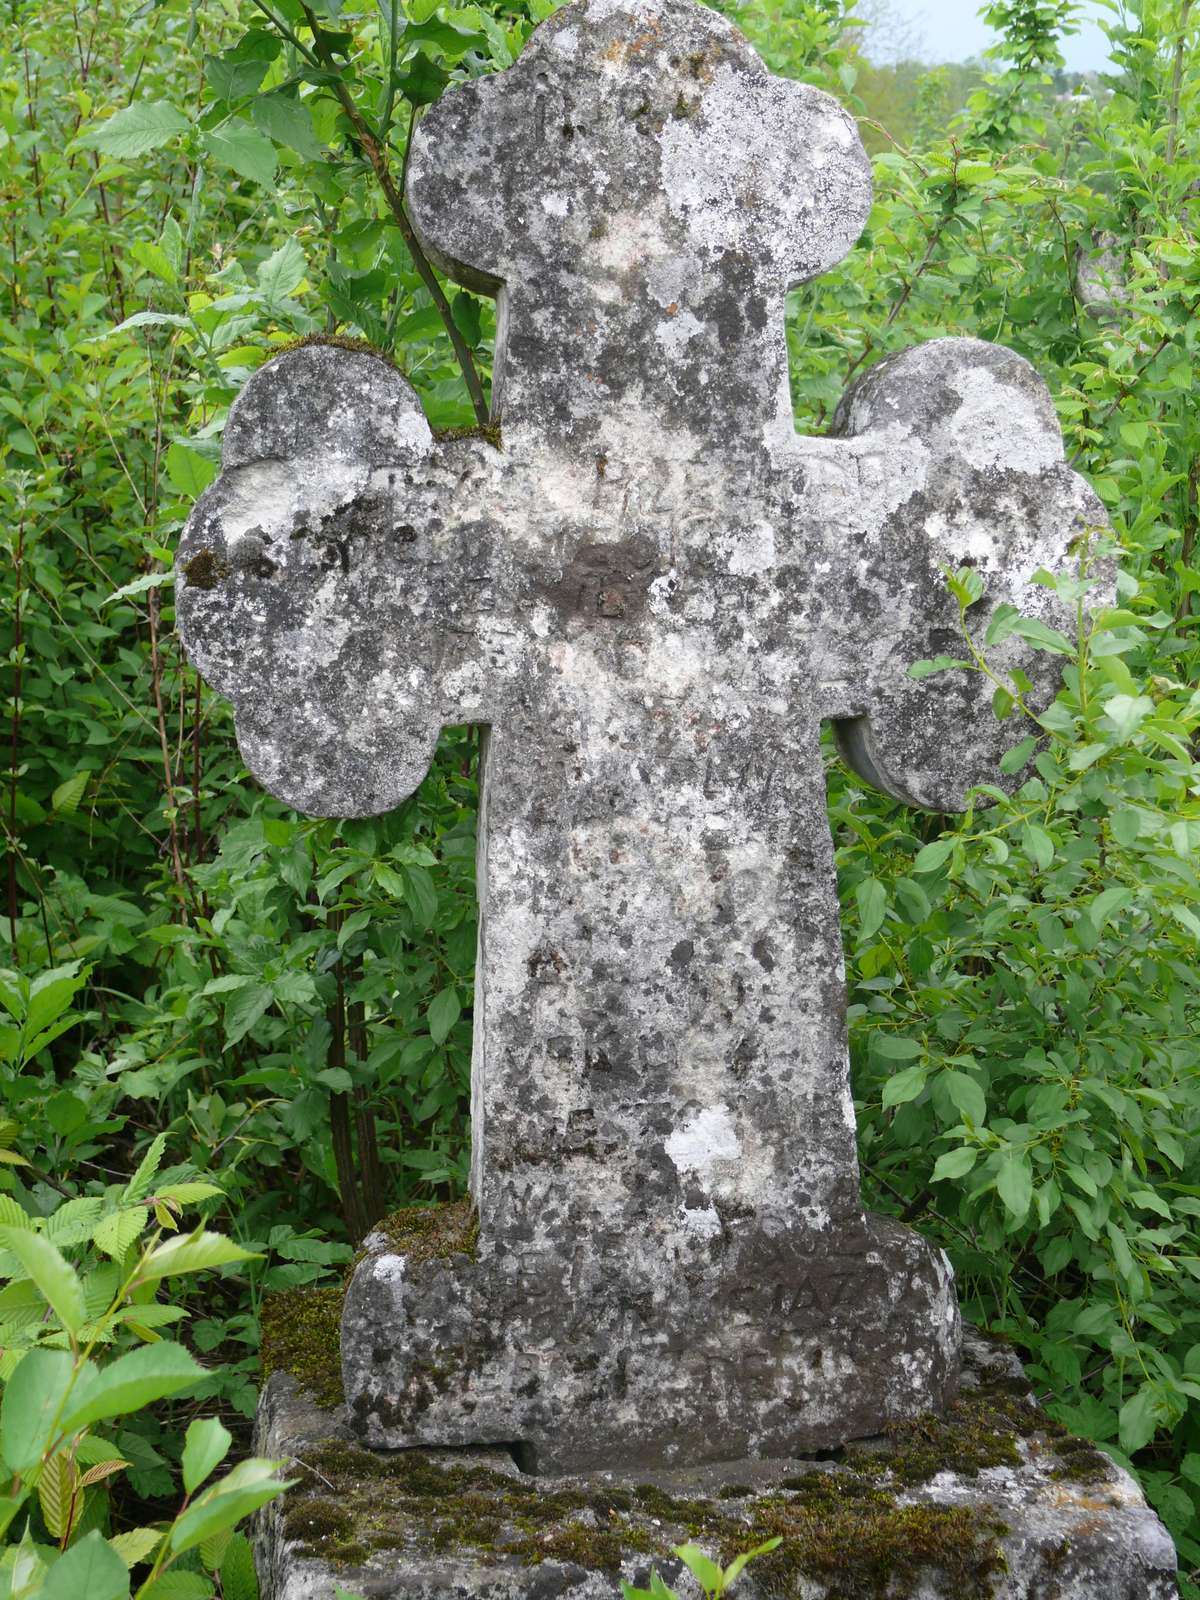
254 1333 1177 1600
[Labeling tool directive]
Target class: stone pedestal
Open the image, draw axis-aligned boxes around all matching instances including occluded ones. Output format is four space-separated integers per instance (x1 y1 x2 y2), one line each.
254 1330 1178 1600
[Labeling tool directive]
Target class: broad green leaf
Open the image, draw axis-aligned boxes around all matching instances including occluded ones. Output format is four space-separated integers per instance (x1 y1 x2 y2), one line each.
224 983 273 1047
183 1418 233 1496
79 101 189 158
51 772 89 816
1102 694 1154 743
165 444 217 499
1021 824 1054 872
93 1208 148 1261
252 93 324 161
204 122 278 187
38 1449 71 1540
0 1227 86 1334
141 1229 259 1281
942 1070 986 1125
109 1528 162 1570
256 239 306 309
881 1064 927 1107
169 1458 291 1555
672 1544 723 1596
1 1348 74 1471
427 988 461 1045
38 1530 130 1600
932 1147 977 1182
60 1343 203 1434
854 877 886 941
912 839 953 874
996 1152 1033 1224
1118 1385 1163 1454
871 1035 922 1061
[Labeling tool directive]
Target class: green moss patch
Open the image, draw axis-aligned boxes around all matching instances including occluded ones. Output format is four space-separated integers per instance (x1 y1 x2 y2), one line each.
433 421 503 451
271 1333 1112 1595
369 1197 479 1266
260 1285 344 1411
273 332 403 370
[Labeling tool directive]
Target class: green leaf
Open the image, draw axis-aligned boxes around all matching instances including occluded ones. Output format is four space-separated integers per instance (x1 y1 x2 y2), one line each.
141 1229 259 1281
1118 1385 1163 1454
872 1035 922 1061
79 100 189 158
252 93 324 161
394 51 451 106
672 1544 723 1596
218 1534 258 1600
932 1147 977 1182
60 1343 205 1433
1021 824 1054 871
183 1418 233 1496
1 1348 74 1471
1102 694 1154 743
999 734 1037 775
427 988 461 1045
51 771 90 817
203 122 278 187
881 1064 927 1107
139 1572 213 1600
256 239 306 309
39 1531 130 1600
94 1208 148 1261
165 444 217 499
996 1151 1033 1224
169 1459 291 1555
126 1134 167 1204
854 878 886 941
224 983 273 1047
0 1227 86 1334
108 1527 162 1570
942 1070 986 1125
912 839 954 874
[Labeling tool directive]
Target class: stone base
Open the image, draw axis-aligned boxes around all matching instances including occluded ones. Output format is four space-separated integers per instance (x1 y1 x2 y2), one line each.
255 1333 1177 1600
341 1208 961 1474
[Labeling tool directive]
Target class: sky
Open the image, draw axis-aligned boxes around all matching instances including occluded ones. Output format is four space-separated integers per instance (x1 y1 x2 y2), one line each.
881 1 1112 71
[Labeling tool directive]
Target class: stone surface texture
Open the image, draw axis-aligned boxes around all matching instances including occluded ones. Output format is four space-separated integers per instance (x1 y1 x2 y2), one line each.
179 0 1111 1472
253 1331 1179 1599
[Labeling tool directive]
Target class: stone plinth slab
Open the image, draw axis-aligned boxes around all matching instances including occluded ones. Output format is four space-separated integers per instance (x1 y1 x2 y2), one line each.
254 1333 1177 1600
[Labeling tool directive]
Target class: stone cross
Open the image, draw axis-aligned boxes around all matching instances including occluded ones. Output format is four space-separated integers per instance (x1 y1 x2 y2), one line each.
179 0 1106 1474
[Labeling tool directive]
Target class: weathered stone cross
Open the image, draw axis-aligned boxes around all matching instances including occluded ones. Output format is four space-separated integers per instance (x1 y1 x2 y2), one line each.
179 0 1105 1473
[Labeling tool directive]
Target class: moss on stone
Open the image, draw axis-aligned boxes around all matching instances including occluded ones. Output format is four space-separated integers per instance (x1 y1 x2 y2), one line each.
274 332 403 371
370 1198 479 1266
260 1285 344 1411
182 549 230 590
434 421 504 451
272 1346 1110 1594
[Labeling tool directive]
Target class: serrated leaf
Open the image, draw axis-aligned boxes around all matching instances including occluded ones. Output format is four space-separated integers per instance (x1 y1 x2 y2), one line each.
46 1196 106 1247
204 122 278 187
79 1457 130 1488
38 1450 73 1540
109 1528 162 1569
256 239 306 309
169 1458 291 1555
141 1229 259 1281
94 1208 148 1261
51 772 90 817
0 1227 86 1333
138 1571 212 1600
252 92 324 161
126 1135 167 1204
59 1342 204 1433
79 100 189 158
218 1534 257 1600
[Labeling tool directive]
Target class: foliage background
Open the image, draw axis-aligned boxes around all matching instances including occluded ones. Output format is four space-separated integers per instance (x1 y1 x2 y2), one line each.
1 0 1198 1590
